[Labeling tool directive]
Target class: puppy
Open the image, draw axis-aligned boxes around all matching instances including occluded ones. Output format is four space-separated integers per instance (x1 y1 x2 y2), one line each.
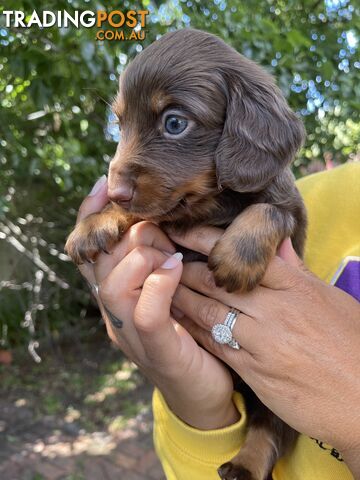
65 28 307 480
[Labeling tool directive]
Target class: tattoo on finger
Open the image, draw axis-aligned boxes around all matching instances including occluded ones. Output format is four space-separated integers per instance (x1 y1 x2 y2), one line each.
85 280 123 329
104 306 124 329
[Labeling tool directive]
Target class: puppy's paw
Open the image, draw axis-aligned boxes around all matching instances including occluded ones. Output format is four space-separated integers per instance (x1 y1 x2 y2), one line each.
208 234 276 293
65 211 126 265
218 462 256 480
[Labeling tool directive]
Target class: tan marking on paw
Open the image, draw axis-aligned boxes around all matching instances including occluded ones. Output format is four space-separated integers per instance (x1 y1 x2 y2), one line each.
208 204 294 292
65 205 136 265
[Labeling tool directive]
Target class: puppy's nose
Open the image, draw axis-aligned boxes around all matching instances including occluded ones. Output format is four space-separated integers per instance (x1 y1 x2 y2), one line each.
108 181 134 207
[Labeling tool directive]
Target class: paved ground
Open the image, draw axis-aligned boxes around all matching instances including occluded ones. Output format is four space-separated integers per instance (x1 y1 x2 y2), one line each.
0 409 165 480
0 335 166 480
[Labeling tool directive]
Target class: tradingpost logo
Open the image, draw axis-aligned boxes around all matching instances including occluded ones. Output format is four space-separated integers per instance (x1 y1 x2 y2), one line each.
1 9 149 41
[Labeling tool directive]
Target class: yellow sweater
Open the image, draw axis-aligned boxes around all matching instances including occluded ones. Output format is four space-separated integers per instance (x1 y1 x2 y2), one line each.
153 162 360 480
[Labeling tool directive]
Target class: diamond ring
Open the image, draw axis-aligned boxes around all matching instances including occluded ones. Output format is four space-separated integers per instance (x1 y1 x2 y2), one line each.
211 308 240 350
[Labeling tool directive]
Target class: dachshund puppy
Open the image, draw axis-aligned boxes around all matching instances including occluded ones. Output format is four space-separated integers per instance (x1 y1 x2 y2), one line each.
65 28 307 480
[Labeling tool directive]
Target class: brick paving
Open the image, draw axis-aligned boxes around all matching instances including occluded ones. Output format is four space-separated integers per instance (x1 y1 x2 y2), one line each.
0 336 168 480
0 358 165 480
0 403 166 480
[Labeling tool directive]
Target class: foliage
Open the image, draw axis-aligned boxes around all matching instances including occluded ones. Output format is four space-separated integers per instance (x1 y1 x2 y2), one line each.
0 0 358 352
179 0 360 166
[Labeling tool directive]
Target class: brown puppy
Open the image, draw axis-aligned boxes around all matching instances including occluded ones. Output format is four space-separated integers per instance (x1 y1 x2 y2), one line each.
65 28 307 480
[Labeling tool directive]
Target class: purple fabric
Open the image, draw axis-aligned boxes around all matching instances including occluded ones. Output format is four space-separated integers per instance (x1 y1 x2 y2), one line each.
334 259 360 302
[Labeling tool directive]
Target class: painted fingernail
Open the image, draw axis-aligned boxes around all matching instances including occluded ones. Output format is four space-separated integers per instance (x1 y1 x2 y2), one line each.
89 175 107 196
161 252 183 269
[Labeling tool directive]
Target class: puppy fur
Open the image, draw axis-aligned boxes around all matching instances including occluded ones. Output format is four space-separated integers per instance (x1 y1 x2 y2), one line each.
65 28 307 480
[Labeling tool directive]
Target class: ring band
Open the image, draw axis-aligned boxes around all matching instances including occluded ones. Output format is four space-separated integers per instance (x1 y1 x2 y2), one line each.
211 308 240 350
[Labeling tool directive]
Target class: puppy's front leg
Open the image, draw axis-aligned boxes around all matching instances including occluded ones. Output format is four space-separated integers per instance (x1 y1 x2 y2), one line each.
65 202 139 265
208 203 295 292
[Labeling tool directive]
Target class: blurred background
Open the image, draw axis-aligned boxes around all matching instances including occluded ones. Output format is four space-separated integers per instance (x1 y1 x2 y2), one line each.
0 0 359 479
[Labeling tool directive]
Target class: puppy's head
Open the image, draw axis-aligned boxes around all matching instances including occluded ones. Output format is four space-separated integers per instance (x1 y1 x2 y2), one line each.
108 29 305 220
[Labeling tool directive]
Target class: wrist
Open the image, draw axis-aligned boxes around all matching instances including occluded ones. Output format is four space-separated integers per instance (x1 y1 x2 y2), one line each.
143 352 238 430
168 397 240 430
331 423 360 477
159 387 240 430
331 414 360 473
153 389 247 462
341 447 360 478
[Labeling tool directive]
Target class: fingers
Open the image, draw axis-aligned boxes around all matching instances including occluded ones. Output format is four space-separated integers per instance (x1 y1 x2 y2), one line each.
93 222 175 284
78 262 97 285
100 245 169 298
176 313 255 381
76 175 109 224
127 222 175 256
259 256 296 290
261 239 312 290
278 238 316 278
179 262 264 317
277 238 303 267
168 226 224 256
91 285 138 357
96 246 173 362
73 176 109 283
173 284 259 354
169 226 310 292
134 253 184 365
169 227 311 293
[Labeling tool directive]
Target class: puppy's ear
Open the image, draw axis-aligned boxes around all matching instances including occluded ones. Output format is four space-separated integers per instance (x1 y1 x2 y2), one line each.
215 71 305 192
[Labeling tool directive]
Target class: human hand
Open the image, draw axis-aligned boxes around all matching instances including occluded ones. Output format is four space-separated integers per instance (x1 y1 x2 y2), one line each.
169 226 360 473
71 177 239 430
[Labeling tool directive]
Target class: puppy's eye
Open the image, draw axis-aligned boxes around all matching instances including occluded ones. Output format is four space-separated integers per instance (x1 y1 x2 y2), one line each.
164 115 188 135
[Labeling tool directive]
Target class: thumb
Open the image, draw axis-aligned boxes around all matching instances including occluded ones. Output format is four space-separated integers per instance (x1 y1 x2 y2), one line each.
67 175 108 282
76 175 109 224
277 237 303 268
134 252 184 363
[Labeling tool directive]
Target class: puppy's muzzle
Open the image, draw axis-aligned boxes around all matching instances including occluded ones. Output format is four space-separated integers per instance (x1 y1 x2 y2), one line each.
108 175 135 209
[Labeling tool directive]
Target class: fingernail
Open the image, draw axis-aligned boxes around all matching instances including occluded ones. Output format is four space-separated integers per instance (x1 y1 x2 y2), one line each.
161 252 183 269
161 250 175 257
89 175 107 196
171 306 184 320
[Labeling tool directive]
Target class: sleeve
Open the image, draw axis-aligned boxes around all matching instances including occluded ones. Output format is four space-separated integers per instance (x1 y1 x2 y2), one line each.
296 162 360 283
152 388 248 480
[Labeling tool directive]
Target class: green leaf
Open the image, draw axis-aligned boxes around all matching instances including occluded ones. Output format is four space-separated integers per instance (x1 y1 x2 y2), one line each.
287 29 311 49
